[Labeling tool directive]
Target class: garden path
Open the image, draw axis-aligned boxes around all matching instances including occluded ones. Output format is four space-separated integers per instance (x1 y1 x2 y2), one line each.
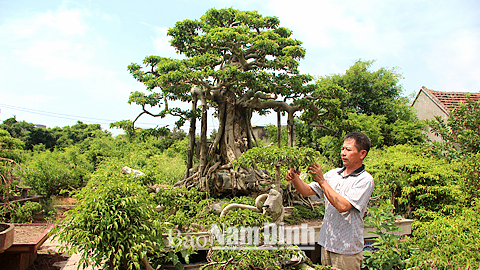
36 237 96 270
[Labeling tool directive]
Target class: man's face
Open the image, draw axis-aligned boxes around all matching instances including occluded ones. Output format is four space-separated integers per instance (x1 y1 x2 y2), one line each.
340 139 366 168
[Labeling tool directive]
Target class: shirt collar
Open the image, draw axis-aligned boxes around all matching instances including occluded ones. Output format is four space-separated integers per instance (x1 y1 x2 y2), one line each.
338 164 365 177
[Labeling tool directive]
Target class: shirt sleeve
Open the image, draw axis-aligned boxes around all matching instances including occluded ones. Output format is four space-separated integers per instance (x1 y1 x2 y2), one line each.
309 181 324 198
344 174 374 214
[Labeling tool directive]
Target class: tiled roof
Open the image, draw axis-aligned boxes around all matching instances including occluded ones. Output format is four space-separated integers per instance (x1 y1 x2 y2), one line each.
421 86 480 112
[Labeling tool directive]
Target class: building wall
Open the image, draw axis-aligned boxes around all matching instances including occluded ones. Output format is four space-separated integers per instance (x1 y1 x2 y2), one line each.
412 91 448 121
412 91 448 142
252 126 269 143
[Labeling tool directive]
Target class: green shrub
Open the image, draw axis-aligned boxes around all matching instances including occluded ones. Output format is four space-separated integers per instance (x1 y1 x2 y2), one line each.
202 247 302 270
0 129 24 161
234 146 333 187
405 200 480 269
53 175 173 270
460 153 480 204
23 148 92 198
196 195 301 270
12 201 42 223
365 145 463 219
90 144 186 186
215 207 272 228
362 203 406 270
164 137 190 162
154 187 210 231
154 188 271 231
141 153 186 185
0 204 10 222
284 204 324 225
427 96 480 160
0 201 42 223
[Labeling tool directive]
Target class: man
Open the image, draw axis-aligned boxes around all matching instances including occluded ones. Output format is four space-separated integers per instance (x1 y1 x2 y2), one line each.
285 132 374 270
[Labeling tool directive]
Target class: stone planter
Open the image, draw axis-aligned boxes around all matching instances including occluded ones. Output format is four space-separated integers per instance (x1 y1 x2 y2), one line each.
363 218 414 239
0 223 15 253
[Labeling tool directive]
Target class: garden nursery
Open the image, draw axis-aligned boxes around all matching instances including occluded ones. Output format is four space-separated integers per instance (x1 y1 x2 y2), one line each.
1 8 480 270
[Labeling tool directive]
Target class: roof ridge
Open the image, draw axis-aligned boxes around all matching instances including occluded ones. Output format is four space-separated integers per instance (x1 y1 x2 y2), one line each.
421 87 448 112
418 87 480 113
422 86 479 96
431 90 480 96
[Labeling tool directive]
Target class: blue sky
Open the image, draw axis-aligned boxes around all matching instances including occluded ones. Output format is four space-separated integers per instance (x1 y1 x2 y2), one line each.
1 0 479 135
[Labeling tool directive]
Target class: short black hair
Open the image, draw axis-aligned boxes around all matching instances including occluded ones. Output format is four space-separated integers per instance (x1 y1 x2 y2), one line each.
344 132 371 155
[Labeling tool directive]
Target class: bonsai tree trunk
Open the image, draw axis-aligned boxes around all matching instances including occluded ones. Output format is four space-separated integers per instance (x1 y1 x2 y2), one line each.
218 99 250 165
198 92 208 175
287 112 295 147
176 93 275 194
277 110 281 148
186 94 197 178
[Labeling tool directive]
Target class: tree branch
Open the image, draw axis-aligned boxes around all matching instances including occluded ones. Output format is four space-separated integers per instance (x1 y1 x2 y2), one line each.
132 111 147 129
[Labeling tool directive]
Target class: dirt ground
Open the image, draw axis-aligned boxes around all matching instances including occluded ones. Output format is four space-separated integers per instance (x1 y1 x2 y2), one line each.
13 224 52 243
16 197 77 270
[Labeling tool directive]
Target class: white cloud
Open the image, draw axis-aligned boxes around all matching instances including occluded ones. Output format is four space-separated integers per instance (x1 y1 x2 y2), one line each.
267 0 339 47
1 7 96 80
5 8 89 39
41 9 90 36
0 3 143 127
428 28 480 92
265 0 480 94
0 4 136 94
12 39 96 80
267 0 406 59
152 26 178 57
138 22 179 58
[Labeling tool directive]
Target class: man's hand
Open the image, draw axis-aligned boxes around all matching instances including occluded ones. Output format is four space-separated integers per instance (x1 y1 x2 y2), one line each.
308 163 325 183
285 168 300 182
285 167 316 197
308 162 354 213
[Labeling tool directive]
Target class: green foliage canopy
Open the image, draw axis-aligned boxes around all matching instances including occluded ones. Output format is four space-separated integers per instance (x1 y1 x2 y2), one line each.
23 148 92 197
428 96 480 160
52 121 110 149
406 200 480 268
0 118 111 151
1 118 56 150
127 7 319 130
234 146 322 173
362 203 405 270
296 60 425 164
365 144 462 220
461 153 480 203
0 129 24 160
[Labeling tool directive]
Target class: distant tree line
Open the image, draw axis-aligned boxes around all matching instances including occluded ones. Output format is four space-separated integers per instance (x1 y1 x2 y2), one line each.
0 118 186 152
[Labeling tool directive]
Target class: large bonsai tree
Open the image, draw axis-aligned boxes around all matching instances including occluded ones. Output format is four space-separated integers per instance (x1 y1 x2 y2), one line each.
126 8 342 193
